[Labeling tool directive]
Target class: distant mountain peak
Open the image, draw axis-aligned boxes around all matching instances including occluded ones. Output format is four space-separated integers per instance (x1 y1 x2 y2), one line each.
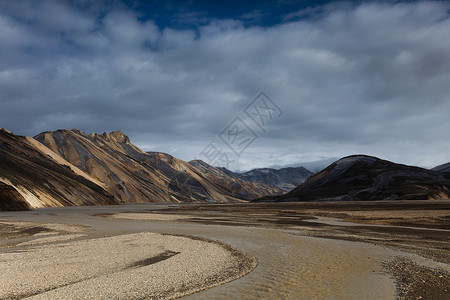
70 128 85 135
101 130 130 143
218 165 314 192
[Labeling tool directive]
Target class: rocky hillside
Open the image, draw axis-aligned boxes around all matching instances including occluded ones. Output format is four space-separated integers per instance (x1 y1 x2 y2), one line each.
33 129 281 204
218 166 313 192
34 129 171 203
0 128 282 210
255 155 450 202
0 128 118 210
189 160 282 199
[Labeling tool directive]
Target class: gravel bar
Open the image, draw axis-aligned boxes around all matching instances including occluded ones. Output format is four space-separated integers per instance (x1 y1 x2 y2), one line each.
0 232 256 299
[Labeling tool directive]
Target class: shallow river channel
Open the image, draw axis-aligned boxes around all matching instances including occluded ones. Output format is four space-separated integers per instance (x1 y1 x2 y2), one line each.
0 204 423 299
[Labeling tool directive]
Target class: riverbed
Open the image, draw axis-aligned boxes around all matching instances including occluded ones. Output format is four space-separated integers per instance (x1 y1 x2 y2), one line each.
1 201 449 299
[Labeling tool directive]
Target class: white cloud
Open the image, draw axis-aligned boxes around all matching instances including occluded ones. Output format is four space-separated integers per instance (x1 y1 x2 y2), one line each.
0 1 450 170
103 10 160 50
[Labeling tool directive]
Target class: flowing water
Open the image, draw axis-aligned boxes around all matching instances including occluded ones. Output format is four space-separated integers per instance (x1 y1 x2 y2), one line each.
181 228 396 300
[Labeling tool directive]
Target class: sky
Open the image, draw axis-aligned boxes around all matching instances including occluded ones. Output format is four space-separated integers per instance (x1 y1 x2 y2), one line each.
1 0 449 171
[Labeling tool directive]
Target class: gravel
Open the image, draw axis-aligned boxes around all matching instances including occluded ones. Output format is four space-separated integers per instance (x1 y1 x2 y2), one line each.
383 257 450 300
0 232 256 299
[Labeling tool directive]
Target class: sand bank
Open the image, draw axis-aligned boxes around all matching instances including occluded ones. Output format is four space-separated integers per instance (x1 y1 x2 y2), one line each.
0 229 256 299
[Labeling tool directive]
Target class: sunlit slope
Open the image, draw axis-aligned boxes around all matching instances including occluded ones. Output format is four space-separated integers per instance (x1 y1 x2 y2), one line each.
0 128 117 210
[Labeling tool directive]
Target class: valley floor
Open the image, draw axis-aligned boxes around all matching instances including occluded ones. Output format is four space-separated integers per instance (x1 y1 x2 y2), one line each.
0 200 449 299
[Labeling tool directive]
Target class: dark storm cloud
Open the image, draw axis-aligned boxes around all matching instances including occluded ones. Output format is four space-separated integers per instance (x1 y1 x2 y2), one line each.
0 0 449 170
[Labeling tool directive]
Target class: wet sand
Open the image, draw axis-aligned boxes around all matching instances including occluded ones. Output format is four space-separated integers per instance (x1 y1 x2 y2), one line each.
0 200 449 299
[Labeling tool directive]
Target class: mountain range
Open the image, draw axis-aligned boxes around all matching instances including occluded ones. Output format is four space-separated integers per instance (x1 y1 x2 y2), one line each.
218 166 314 192
1 128 449 210
0 128 118 210
1 128 283 210
254 155 450 202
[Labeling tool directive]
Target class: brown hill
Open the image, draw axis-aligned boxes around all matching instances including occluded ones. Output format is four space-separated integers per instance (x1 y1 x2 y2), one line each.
254 155 450 202
34 129 281 204
0 129 118 210
188 159 282 200
35 129 172 203
1 127 281 210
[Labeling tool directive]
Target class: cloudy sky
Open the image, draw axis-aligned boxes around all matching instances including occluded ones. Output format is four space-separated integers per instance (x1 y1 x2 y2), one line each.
1 0 449 171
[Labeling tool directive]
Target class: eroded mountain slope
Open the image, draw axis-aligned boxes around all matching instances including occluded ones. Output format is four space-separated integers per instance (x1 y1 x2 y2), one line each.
0 129 117 210
188 159 282 200
35 129 281 203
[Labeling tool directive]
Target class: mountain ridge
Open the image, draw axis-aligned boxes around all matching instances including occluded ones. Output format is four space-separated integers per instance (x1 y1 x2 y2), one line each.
0 129 118 210
254 155 450 202
0 128 283 210
3 128 450 210
216 165 314 192
432 162 450 173
33 129 281 204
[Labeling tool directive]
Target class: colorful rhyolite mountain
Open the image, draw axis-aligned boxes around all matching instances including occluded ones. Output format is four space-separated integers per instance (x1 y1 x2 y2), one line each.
0 128 282 210
34 129 284 204
254 155 450 202
2 128 449 210
0 128 117 210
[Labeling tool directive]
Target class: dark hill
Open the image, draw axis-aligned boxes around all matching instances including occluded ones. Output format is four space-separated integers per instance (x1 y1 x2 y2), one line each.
254 155 450 202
